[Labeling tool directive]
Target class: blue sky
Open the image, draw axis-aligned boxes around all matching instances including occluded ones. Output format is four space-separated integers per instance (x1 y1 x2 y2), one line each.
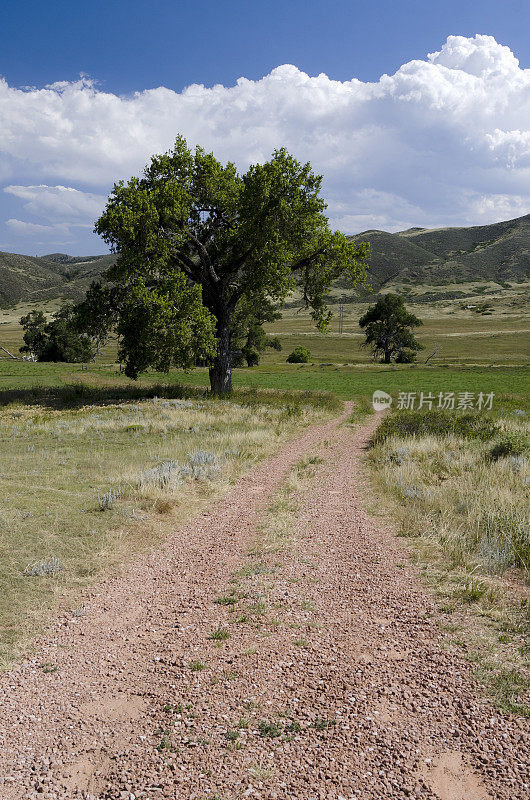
3 0 530 92
1 0 530 254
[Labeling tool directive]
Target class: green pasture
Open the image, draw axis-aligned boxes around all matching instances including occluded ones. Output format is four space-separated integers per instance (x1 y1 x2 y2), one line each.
2 292 529 371
0 361 527 411
1 286 528 408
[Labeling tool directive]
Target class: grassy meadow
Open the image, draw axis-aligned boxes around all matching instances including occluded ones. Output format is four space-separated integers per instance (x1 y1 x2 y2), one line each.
2 278 530 361
1 281 528 408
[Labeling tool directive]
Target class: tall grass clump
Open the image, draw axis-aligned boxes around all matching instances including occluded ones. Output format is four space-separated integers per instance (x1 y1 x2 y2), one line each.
369 410 529 577
371 408 498 446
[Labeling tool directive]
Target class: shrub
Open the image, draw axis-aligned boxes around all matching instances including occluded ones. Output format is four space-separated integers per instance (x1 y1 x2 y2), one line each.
477 531 517 572
476 508 530 572
24 557 64 577
97 489 121 510
286 346 311 364
507 456 527 473
488 432 529 462
389 446 410 465
244 348 260 367
371 409 498 445
186 450 221 480
141 461 181 489
140 451 221 489
395 349 417 363
400 483 424 500
19 305 94 363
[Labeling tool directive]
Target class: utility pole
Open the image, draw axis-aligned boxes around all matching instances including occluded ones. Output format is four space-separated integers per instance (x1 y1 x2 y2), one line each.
338 303 344 335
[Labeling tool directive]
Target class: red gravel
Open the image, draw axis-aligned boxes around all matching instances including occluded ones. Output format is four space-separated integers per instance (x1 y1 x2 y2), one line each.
0 406 528 800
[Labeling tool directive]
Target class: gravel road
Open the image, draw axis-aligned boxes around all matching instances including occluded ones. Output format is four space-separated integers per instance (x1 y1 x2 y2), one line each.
0 405 527 800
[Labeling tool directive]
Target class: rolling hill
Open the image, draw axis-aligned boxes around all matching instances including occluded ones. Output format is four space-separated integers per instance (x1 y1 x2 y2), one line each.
351 213 530 287
0 252 115 307
1 213 529 308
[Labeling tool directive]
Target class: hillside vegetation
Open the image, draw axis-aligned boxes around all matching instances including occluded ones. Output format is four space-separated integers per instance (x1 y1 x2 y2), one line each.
1 213 530 308
0 252 114 308
351 213 530 288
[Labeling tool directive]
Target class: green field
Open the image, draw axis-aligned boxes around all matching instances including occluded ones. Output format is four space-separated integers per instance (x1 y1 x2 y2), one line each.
0 361 528 411
1 284 529 410
2 280 529 365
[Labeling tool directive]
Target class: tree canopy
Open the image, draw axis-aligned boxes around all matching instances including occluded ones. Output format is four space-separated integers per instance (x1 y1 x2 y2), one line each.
359 294 423 363
87 136 369 392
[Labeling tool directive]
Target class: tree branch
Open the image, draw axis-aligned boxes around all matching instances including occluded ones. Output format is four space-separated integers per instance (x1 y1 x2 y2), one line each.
289 246 326 273
227 287 245 312
222 246 254 277
185 230 220 285
174 251 199 281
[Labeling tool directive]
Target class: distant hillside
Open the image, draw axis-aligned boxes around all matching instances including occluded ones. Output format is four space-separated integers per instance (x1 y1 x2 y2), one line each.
1 213 529 308
0 252 115 307
350 213 530 287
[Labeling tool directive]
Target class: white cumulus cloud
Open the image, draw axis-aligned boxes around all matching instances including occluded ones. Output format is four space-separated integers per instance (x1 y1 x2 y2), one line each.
4 185 106 221
1 33 530 253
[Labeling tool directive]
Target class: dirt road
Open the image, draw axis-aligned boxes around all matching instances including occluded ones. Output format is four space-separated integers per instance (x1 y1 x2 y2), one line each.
0 407 527 799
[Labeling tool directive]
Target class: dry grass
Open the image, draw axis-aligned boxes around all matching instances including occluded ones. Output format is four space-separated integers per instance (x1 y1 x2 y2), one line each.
0 393 334 667
371 420 529 574
368 410 530 714
253 454 324 556
219 453 327 632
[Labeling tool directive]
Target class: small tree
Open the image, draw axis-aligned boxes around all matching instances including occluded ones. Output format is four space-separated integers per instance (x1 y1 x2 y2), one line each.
19 310 47 359
359 294 422 363
20 305 94 363
88 137 368 393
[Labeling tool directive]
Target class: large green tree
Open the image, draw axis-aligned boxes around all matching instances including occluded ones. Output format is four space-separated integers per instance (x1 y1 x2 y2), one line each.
91 137 369 392
359 293 423 363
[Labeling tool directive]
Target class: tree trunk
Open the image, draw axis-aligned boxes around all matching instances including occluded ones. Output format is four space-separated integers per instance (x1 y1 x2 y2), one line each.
384 349 391 364
209 312 232 394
